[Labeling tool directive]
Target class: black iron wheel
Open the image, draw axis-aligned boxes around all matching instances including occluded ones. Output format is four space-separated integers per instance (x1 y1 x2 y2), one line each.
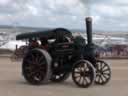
51 72 70 82
72 60 95 88
95 60 111 85
22 49 52 85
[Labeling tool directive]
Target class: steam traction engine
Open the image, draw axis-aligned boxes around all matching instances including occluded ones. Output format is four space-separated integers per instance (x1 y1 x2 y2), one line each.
16 17 111 88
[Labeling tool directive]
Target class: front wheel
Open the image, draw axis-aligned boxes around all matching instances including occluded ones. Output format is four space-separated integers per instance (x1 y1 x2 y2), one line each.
72 60 95 88
95 60 111 85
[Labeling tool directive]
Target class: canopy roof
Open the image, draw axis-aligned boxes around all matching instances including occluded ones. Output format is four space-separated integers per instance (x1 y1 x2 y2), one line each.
16 28 72 40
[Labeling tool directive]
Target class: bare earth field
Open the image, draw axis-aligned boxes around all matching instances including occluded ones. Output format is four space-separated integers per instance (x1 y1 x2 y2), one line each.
0 58 128 96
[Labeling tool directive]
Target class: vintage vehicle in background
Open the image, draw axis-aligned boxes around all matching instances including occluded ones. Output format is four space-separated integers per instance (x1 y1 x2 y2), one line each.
15 17 111 88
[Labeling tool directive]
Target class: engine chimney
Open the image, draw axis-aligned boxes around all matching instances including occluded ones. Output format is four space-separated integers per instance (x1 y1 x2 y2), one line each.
85 17 92 45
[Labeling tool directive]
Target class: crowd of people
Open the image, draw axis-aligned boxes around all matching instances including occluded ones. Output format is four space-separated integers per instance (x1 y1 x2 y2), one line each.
99 44 128 58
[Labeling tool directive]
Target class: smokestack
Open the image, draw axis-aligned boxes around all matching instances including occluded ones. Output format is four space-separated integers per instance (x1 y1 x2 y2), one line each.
85 17 92 45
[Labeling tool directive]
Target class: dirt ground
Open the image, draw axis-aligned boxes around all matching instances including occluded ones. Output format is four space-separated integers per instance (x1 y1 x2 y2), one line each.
0 57 128 96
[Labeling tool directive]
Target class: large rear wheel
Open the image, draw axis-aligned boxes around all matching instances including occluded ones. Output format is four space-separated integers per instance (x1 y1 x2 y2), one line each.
22 49 52 85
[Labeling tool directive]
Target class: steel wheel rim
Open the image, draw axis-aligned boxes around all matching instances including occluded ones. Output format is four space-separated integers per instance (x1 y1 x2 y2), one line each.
95 60 111 84
72 61 94 87
23 51 47 82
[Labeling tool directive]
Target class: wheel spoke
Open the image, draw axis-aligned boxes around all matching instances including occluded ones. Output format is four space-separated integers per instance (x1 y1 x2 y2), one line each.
72 60 95 88
98 62 101 70
102 74 108 80
30 53 35 60
103 68 109 72
74 71 81 74
102 75 106 81
27 71 37 77
100 75 104 83
98 74 101 82
95 60 111 85
104 73 110 78
22 49 52 85
100 62 103 70
74 74 81 78
85 71 90 77
82 77 85 85
86 76 91 84
83 63 88 71
99 75 103 83
38 56 45 64
79 77 83 85
83 76 88 85
24 66 33 70
35 53 40 63
78 76 82 83
74 67 83 79
102 64 106 70
79 64 84 72
103 71 110 75
96 74 99 81
76 67 81 72
26 53 44 77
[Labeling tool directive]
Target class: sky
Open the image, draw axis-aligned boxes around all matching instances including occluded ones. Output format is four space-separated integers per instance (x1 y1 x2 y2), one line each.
0 0 128 32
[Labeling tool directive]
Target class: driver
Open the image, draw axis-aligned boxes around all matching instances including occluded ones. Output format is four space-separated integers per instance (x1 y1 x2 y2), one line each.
40 37 48 50
29 38 39 49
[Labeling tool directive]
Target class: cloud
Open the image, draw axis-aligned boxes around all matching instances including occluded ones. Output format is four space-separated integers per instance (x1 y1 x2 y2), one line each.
91 3 128 31
0 0 128 32
0 0 12 6
0 0 87 29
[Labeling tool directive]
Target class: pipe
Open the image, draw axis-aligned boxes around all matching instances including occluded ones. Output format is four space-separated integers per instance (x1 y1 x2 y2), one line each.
85 17 93 45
